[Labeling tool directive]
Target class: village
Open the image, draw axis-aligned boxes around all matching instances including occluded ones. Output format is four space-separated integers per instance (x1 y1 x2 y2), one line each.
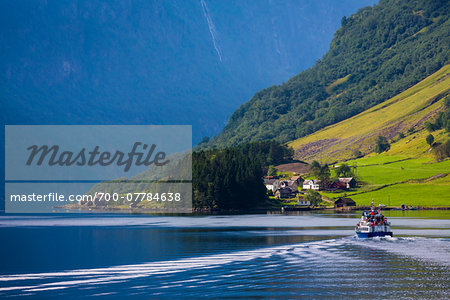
264 162 358 210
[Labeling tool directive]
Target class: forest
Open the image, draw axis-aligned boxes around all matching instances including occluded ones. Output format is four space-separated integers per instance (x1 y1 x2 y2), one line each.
192 141 293 210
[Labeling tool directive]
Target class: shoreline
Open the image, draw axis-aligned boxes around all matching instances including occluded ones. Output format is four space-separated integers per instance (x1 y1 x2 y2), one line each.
283 205 450 211
53 204 450 214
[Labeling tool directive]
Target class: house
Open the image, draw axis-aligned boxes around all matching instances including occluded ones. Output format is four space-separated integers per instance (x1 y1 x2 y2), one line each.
278 180 289 188
273 180 299 192
264 178 278 192
338 178 356 189
275 187 295 199
287 180 299 191
303 179 321 191
330 180 347 190
290 175 304 185
330 178 356 190
298 199 311 206
297 196 311 206
334 197 356 208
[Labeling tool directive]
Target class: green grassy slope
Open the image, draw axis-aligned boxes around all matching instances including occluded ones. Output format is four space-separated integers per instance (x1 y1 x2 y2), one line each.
288 65 450 207
289 64 450 163
319 153 450 207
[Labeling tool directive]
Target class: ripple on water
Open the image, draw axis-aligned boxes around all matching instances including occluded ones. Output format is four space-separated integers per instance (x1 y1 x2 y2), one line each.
0 236 448 298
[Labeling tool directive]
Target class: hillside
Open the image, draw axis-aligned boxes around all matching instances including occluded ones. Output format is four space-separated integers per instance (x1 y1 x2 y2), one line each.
287 65 450 207
318 143 450 207
340 155 450 207
289 64 450 163
205 0 449 148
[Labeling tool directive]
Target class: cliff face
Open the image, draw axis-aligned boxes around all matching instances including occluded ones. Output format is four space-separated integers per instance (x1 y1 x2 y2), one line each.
0 0 375 142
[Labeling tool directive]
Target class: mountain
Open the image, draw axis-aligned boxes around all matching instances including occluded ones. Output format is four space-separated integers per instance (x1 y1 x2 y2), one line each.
289 64 450 163
206 0 449 148
0 0 375 143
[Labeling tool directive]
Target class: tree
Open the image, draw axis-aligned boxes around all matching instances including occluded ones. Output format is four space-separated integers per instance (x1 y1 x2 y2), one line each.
268 143 282 165
192 145 268 211
267 165 278 176
310 161 331 185
305 190 322 207
425 122 437 132
335 163 353 178
426 134 434 147
353 149 362 158
200 136 210 144
375 136 390 153
318 164 331 183
433 140 450 161
398 132 405 139
310 160 321 177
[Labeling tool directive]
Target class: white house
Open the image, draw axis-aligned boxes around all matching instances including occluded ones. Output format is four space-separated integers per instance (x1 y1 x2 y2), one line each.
302 179 321 191
297 199 311 206
264 178 278 192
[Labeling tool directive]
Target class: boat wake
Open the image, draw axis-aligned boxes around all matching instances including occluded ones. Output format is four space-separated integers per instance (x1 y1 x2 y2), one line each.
351 235 450 265
0 236 448 298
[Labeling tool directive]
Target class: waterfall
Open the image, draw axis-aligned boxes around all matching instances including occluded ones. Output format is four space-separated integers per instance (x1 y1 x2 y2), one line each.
200 0 223 62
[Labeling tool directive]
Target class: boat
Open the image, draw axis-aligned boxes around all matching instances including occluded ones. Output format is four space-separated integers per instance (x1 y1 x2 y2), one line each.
355 201 393 238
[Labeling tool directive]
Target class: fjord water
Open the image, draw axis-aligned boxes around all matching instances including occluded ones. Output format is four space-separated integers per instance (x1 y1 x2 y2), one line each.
0 212 448 298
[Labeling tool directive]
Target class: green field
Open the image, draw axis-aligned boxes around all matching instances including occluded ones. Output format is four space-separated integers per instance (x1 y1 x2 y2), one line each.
350 179 450 207
319 154 450 207
349 157 450 186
